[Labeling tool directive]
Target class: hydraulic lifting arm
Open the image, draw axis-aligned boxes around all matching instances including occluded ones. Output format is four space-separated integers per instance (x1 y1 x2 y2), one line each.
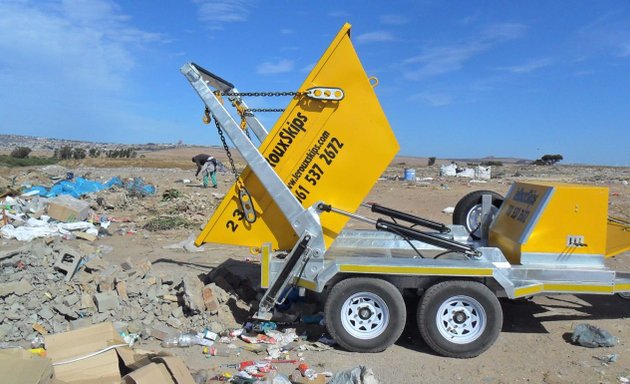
182 23 399 319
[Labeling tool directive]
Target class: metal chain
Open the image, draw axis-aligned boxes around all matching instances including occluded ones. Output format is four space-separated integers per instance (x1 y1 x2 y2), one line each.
214 117 240 185
245 108 285 113
220 91 302 97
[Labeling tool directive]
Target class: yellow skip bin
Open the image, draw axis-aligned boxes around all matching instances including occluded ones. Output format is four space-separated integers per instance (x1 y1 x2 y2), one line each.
196 23 399 250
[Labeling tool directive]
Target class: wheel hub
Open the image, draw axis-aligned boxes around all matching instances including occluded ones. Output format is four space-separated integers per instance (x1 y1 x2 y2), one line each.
358 306 373 320
436 295 487 344
452 309 467 324
341 292 390 340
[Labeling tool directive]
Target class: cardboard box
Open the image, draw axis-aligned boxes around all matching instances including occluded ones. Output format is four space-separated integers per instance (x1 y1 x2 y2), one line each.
0 348 54 384
47 195 90 222
44 322 125 384
122 362 174 384
151 356 195 384
119 353 195 384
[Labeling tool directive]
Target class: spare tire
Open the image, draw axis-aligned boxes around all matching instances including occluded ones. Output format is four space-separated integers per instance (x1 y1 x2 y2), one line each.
453 190 503 239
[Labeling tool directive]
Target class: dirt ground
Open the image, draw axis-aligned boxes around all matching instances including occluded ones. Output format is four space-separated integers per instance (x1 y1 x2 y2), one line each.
2 151 630 383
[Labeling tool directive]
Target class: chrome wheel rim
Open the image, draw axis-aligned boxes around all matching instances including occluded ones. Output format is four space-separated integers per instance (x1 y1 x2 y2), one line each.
341 291 390 339
436 295 487 344
465 204 498 237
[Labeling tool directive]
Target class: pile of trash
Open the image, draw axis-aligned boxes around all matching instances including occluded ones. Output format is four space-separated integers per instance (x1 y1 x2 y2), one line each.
0 318 377 383
440 163 492 180
0 239 376 383
0 173 161 242
0 240 249 342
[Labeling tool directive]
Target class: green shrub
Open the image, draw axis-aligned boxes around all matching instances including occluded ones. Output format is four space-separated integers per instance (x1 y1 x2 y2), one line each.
10 147 31 159
0 155 59 167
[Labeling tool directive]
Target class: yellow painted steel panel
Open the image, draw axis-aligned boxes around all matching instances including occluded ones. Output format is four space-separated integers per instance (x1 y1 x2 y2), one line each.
513 285 543 297
606 217 630 257
261 243 270 288
543 284 613 293
339 264 493 276
196 23 399 250
490 182 609 264
523 184 608 257
295 278 317 290
489 183 551 263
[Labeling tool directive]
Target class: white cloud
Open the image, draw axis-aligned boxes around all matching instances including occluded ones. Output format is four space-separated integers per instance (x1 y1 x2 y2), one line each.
193 0 255 23
402 23 527 79
497 58 554 73
380 14 408 25
281 28 293 35
257 59 294 75
0 0 164 91
356 31 396 44
409 92 453 107
0 0 167 142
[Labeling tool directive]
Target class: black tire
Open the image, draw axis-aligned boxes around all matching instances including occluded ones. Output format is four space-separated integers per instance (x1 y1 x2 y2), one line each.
618 292 630 300
452 190 503 239
417 280 503 358
325 277 406 352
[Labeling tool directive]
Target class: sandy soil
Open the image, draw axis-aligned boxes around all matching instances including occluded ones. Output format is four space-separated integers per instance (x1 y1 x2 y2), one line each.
2 152 630 383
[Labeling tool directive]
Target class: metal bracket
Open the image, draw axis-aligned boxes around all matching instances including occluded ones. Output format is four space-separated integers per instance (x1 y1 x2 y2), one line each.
255 232 313 320
480 194 493 242
305 87 344 101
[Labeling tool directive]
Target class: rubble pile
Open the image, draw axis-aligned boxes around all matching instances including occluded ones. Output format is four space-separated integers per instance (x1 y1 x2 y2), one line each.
0 240 248 343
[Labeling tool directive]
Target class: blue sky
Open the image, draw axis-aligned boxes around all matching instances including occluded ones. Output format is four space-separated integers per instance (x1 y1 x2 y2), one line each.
1 1 629 165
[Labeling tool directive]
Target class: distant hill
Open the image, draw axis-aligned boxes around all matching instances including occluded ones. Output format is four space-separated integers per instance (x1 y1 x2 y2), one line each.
446 156 532 165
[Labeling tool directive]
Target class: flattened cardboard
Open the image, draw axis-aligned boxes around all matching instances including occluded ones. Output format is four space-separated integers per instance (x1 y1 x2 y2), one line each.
122 362 174 384
44 322 125 384
151 356 196 384
0 348 53 384
117 350 194 384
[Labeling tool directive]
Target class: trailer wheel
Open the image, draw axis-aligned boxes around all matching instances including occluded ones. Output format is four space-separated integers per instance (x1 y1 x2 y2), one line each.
325 277 406 352
453 190 503 239
618 292 630 300
417 280 502 358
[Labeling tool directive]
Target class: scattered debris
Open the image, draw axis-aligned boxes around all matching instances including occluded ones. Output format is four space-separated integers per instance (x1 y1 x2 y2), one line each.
593 353 618 364
329 365 379 384
143 216 194 232
162 188 182 201
163 234 205 253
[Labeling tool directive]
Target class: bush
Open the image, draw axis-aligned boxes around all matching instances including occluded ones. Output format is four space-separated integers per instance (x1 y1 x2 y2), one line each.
73 148 87 159
533 154 563 165
427 157 436 166
481 160 503 166
57 146 74 160
0 155 59 167
143 216 194 231
10 147 31 159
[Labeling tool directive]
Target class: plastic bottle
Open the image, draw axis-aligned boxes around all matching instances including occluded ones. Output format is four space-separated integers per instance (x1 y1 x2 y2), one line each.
161 333 214 348
298 363 316 380
203 346 232 357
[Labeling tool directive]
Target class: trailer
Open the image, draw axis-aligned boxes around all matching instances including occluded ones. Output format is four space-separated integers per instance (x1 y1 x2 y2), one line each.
181 23 630 358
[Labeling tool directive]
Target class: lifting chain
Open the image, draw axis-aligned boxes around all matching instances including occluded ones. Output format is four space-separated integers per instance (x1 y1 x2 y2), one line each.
209 109 257 224
220 91 303 97
245 108 285 113
224 91 301 114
